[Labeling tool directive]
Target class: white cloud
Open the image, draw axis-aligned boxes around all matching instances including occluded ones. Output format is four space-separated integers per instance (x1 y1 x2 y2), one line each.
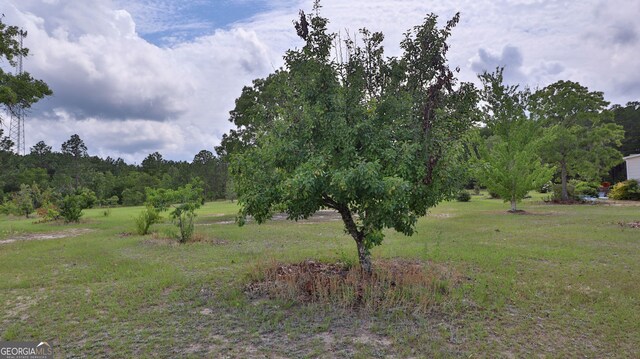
3 0 640 162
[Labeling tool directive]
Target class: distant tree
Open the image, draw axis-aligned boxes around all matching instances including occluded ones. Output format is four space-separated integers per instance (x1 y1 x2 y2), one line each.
0 19 52 122
13 183 35 217
474 69 554 212
226 8 477 273
30 141 52 156
141 152 165 177
0 129 14 152
530 81 624 201
611 102 640 156
192 150 226 200
61 134 88 190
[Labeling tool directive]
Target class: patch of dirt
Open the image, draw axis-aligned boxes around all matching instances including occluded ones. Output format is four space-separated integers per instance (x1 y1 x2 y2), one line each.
618 221 640 228
2 295 38 321
0 228 93 245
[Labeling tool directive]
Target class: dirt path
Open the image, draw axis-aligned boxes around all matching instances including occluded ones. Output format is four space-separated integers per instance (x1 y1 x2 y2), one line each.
0 228 93 245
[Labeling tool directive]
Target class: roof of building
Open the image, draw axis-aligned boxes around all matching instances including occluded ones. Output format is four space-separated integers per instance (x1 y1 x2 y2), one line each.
623 154 640 160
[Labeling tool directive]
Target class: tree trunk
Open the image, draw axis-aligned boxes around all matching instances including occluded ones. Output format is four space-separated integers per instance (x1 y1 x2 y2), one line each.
355 236 372 274
332 201 373 275
510 197 517 212
561 161 568 201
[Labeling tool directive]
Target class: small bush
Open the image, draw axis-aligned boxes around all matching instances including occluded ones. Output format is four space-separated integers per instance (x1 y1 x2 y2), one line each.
134 206 162 235
77 188 98 209
105 195 119 206
59 195 83 223
36 202 60 222
551 182 576 201
574 181 599 198
488 190 501 199
0 201 19 216
172 204 196 243
456 191 471 202
608 180 640 200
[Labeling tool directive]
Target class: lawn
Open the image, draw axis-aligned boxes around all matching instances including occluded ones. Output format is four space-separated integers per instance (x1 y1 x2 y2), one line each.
1 195 639 357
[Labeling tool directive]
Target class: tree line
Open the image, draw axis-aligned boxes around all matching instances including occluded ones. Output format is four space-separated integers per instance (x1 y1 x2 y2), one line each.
0 132 230 209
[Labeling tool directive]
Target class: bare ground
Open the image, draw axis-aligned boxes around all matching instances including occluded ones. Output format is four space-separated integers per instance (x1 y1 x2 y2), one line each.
0 228 93 245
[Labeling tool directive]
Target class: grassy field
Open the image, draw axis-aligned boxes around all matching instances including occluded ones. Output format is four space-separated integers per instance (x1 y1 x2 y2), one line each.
1 194 639 358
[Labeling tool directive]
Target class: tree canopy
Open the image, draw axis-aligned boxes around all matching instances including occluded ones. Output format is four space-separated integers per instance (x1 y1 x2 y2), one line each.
474 69 554 211
0 19 51 122
225 7 477 272
530 81 624 201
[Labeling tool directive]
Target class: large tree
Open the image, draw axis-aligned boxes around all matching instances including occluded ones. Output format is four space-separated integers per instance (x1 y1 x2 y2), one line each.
530 81 624 201
61 134 88 190
474 69 554 211
0 19 51 123
225 7 477 273
611 102 640 156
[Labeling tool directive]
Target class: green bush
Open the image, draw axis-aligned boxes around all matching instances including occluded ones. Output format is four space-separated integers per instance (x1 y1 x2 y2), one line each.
456 191 471 202
134 205 162 235
105 195 119 206
608 180 640 200
171 203 197 243
0 201 19 216
551 181 577 201
59 195 83 223
574 181 599 197
77 188 98 209
36 202 60 222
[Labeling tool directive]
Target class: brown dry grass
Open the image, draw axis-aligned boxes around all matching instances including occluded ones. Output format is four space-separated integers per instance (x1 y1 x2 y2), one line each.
245 259 463 314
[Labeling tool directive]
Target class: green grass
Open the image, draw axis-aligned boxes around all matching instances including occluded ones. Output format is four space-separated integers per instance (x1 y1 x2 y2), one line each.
1 195 639 357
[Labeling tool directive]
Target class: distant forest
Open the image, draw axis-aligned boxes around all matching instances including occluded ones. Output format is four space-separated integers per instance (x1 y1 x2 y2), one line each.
0 132 230 206
1 101 639 207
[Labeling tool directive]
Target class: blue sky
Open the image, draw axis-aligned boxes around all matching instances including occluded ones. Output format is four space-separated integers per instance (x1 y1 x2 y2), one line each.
122 0 276 46
2 0 639 163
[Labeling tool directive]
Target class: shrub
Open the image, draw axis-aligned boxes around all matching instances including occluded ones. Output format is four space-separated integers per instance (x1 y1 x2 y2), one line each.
36 202 60 222
59 195 83 223
456 191 471 202
77 188 98 209
0 201 19 216
105 195 119 206
134 205 162 235
488 190 501 199
574 181 599 198
171 204 197 243
608 180 640 200
551 181 576 201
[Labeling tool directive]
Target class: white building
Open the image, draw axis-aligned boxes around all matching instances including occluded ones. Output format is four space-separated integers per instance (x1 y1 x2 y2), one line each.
623 154 640 181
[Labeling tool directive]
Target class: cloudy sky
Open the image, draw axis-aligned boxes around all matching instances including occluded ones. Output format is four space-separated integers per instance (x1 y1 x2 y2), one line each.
1 0 638 163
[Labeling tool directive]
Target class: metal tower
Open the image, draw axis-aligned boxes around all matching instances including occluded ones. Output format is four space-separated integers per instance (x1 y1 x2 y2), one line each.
8 30 26 155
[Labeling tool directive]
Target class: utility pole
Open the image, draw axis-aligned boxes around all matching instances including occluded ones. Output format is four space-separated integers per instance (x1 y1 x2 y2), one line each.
8 30 26 155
